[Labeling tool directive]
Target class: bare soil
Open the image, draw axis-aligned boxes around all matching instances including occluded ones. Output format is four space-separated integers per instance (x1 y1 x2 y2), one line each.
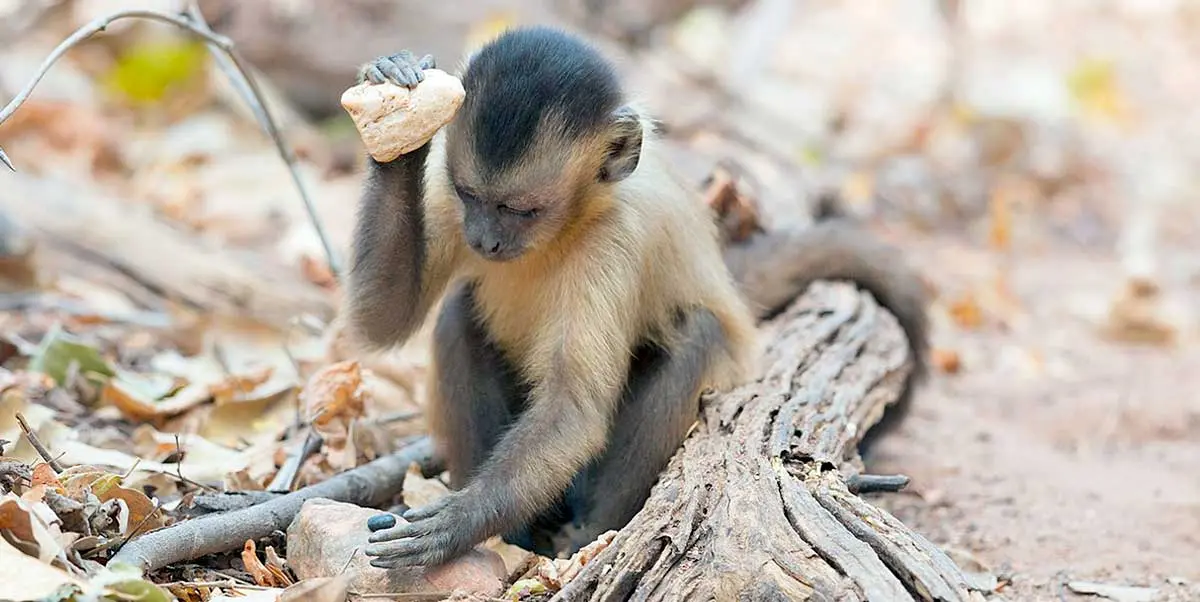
865 231 1200 601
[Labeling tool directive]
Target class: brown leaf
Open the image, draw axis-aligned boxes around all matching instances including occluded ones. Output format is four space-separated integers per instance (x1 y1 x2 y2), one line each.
243 539 293 587
300 255 337 290
947 293 984 330
931 348 962 374
30 463 61 492
102 378 210 423
210 366 275 405
303 361 367 429
98 485 163 537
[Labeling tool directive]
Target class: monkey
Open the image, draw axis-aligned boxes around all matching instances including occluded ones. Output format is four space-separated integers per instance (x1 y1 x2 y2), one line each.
343 26 929 568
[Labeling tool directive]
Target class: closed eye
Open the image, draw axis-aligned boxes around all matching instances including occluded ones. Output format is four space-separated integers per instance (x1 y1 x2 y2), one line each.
453 185 478 204
499 205 538 218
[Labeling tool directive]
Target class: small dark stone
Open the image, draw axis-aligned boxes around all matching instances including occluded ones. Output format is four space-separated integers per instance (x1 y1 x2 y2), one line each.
367 513 396 531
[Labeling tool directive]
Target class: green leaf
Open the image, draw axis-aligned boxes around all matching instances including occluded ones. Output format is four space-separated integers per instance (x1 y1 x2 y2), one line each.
28 323 115 386
102 38 208 106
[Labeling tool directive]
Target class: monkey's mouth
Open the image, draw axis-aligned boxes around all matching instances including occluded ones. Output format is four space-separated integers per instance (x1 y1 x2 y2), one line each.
470 245 525 263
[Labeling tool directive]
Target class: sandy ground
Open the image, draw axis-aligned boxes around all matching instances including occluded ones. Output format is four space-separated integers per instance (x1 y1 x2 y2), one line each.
864 232 1200 601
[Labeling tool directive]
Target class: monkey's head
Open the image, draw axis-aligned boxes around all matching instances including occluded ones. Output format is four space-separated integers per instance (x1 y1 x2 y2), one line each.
444 27 644 262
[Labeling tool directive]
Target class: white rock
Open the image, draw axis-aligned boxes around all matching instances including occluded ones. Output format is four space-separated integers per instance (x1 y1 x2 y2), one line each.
341 69 465 163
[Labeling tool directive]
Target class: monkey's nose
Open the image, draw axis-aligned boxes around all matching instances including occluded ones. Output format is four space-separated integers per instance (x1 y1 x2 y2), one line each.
487 241 501 255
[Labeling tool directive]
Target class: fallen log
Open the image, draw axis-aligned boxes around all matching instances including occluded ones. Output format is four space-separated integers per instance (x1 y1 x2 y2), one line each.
0 171 333 330
553 282 989 602
109 437 433 573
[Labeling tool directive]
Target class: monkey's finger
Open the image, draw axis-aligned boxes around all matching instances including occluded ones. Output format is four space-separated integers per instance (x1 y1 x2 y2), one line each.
418 54 436 69
364 537 430 560
396 61 422 88
376 58 409 87
362 64 386 85
366 520 433 543
391 49 417 66
402 499 448 521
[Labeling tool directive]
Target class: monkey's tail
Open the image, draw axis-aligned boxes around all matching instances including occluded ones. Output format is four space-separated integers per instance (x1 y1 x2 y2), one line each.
721 202 930 447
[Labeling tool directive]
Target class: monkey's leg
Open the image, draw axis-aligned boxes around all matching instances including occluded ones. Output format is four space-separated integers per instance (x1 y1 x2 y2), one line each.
428 281 525 489
570 307 726 548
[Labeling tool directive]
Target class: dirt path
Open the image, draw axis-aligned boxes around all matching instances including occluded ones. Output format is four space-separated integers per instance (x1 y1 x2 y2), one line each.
865 233 1200 601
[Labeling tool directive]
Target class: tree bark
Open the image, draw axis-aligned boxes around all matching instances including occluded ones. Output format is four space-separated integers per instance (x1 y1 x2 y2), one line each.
553 282 988 602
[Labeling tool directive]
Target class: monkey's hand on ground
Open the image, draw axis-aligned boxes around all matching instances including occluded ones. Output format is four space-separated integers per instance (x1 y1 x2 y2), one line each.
342 51 465 162
362 490 483 568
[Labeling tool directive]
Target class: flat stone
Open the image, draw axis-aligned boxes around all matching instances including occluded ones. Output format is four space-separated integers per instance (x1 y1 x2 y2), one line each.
286 498 506 597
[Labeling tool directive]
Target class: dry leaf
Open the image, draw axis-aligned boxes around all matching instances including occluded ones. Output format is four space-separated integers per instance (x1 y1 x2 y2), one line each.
0 493 65 562
30 463 63 492
102 377 210 423
931 348 962 374
523 529 617 592
0 535 82 600
300 255 337 289
224 468 265 492
947 293 984 330
210 366 275 405
303 361 368 429
243 539 293 587
1100 279 1182 346
402 462 450 509
97 485 163 537
200 385 297 448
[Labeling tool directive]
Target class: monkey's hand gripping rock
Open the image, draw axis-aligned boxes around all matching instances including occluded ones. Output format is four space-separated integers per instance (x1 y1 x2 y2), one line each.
342 51 465 162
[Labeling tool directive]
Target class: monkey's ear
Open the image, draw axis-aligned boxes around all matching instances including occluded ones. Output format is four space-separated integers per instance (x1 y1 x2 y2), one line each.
598 105 643 183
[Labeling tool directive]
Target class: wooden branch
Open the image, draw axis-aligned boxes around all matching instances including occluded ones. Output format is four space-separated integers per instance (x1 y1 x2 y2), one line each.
553 283 987 602
0 171 332 330
109 437 433 573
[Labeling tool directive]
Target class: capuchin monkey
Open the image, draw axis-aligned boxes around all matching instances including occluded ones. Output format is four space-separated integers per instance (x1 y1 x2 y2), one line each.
344 27 929 568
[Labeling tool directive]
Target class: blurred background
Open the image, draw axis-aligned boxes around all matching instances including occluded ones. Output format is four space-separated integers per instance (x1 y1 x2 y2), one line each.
0 1 1197 599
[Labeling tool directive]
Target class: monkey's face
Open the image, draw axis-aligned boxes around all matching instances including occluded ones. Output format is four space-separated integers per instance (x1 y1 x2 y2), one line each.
446 133 601 263
450 182 546 262
444 101 644 262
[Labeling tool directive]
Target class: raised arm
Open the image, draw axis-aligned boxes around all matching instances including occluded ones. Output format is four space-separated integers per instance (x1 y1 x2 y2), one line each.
343 51 462 350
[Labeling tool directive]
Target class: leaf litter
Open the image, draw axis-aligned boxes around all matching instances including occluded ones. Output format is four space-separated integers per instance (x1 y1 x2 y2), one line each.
2 1 1199 601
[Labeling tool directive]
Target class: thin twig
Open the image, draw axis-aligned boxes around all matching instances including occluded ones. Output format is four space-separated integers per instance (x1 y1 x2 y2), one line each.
160 580 274 591
181 1 271 134
339 546 360 574
265 428 323 492
15 412 64 472
350 593 453 601
0 8 341 277
121 457 141 480
172 433 217 492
